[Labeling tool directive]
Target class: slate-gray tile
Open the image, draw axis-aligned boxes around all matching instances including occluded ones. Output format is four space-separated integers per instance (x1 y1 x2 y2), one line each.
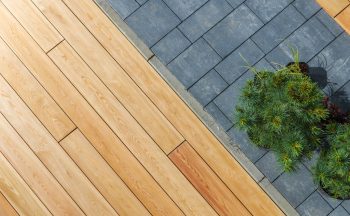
189 70 228 105
125 0 180 46
266 17 334 66
254 58 275 71
204 4 263 57
251 5 305 53
273 164 317 207
255 151 284 182
168 39 221 88
227 127 267 163
245 0 292 23
178 0 232 42
214 71 254 119
330 206 350 216
136 0 148 5
162 0 207 20
316 10 344 37
343 201 350 214
293 0 321 19
309 33 350 92
318 188 343 209
215 39 264 83
296 191 332 216
108 0 139 19
302 151 319 171
152 28 191 64
225 0 244 8
205 102 233 131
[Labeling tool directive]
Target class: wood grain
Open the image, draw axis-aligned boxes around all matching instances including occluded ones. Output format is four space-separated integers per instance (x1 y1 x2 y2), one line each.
336 6 350 33
60 129 151 216
48 40 217 216
30 0 184 154
317 0 350 17
0 38 75 142
1 0 62 52
61 0 284 215
0 187 19 216
170 142 251 216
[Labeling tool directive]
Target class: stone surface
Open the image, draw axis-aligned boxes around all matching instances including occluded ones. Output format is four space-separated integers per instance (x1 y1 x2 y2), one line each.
152 28 191 64
296 191 333 216
162 0 207 20
215 39 264 83
205 102 233 131
342 199 350 213
204 4 263 57
225 0 245 8
168 38 221 88
329 206 350 216
316 10 344 37
318 188 343 209
251 5 305 53
136 0 148 5
254 58 275 71
245 0 292 23
293 0 321 18
178 0 232 42
255 151 284 182
108 0 139 19
126 0 180 46
189 69 228 105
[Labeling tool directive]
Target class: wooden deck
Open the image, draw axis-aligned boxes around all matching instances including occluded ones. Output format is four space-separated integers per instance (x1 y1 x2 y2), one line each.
0 0 283 215
317 0 350 34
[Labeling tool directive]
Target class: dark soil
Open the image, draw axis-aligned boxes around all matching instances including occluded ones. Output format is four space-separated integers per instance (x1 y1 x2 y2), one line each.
286 62 309 75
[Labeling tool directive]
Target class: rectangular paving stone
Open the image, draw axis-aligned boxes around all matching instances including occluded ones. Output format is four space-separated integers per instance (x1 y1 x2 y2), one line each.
125 0 180 46
251 5 305 54
178 0 232 42
168 38 221 88
204 4 263 58
151 28 191 64
318 188 343 209
205 102 233 131
255 151 284 182
316 10 344 37
214 71 254 119
266 17 334 66
225 0 245 8
293 0 321 18
254 58 275 72
227 127 267 163
273 164 317 208
330 206 350 216
136 0 148 5
245 0 292 23
215 39 264 83
296 191 332 216
343 200 350 214
162 0 208 20
309 33 350 92
189 69 228 106
108 0 139 19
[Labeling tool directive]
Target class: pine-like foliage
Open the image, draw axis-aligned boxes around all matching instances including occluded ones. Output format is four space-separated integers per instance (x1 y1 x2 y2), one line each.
314 124 350 199
235 64 328 172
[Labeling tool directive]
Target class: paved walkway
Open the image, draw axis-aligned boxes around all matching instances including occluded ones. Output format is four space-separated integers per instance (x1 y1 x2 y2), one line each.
109 0 350 215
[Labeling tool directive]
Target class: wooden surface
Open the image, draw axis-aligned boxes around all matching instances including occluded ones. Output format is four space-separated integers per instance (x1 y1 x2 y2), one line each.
317 0 350 34
0 0 283 215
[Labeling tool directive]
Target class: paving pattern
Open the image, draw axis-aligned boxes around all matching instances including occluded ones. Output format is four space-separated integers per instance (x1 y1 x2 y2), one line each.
109 0 350 214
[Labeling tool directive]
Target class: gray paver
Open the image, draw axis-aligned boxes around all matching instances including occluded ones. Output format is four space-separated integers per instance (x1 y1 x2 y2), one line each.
189 70 228 106
245 0 292 23
162 0 207 20
204 4 263 57
293 0 321 18
215 39 264 83
227 127 267 163
254 58 275 71
255 151 284 182
152 28 191 64
178 0 232 42
125 0 180 46
225 0 245 8
168 38 221 88
266 17 334 66
302 151 319 171
330 206 350 216
273 164 317 208
205 102 233 131
318 188 343 209
251 5 305 53
316 10 344 37
136 0 147 5
343 201 350 214
296 191 332 216
108 0 139 19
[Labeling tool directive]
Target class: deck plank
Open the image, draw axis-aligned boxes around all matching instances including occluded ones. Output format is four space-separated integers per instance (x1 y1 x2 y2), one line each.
60 129 151 216
316 0 349 17
48 40 217 216
0 192 18 216
61 0 284 215
336 6 350 33
0 3 183 215
169 142 251 216
1 0 62 52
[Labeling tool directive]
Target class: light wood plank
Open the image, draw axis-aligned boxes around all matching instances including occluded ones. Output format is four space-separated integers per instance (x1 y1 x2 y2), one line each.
169 142 251 216
23 0 185 154
1 0 62 52
0 189 19 216
60 129 151 216
0 4 183 215
0 38 75 142
61 1 284 215
49 40 217 216
336 6 350 33
317 0 350 17
0 151 50 216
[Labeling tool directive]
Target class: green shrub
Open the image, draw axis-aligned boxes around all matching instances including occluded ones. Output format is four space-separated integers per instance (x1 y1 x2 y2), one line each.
235 64 328 171
314 124 350 199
